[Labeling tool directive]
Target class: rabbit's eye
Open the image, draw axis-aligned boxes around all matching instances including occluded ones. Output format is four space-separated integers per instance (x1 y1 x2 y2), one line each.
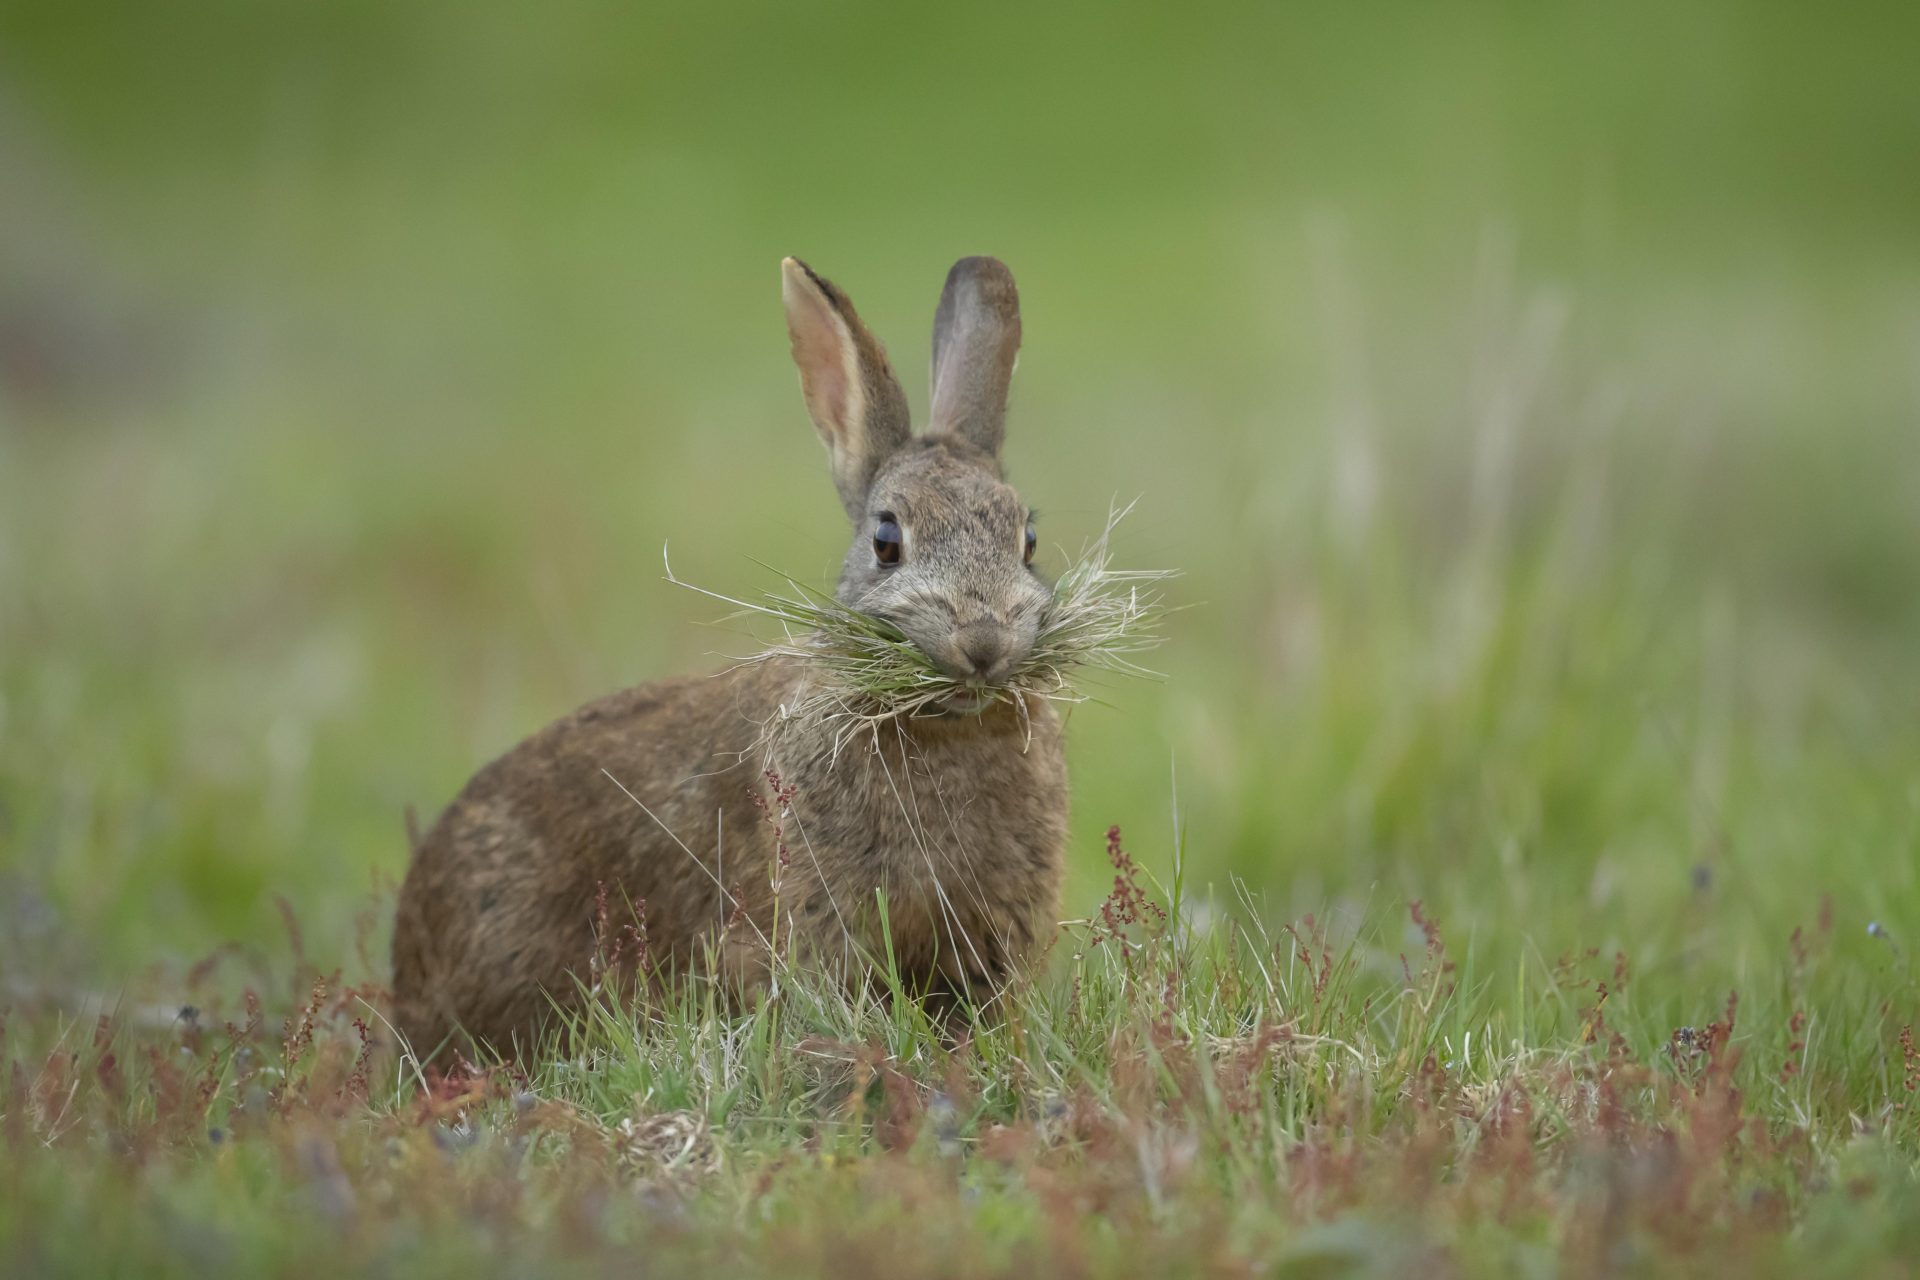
873 516 903 566
1023 523 1037 565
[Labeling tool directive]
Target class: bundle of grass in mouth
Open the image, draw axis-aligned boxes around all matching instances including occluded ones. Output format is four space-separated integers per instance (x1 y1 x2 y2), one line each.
666 502 1174 750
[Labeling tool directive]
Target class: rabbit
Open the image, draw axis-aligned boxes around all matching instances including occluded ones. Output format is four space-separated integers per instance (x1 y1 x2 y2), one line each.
391 256 1069 1058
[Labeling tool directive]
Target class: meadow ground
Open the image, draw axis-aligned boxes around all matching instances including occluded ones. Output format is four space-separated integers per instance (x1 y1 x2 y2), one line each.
4 3 1920 1275
3 831 1919 1278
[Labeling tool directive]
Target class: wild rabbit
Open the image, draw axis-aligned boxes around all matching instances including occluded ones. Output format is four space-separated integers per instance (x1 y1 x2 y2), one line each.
391 256 1068 1058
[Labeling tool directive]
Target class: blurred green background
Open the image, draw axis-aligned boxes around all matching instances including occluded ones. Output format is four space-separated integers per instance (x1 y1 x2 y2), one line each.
2 1 1917 985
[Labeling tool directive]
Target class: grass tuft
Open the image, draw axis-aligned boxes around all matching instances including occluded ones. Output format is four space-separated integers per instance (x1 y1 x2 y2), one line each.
665 501 1175 747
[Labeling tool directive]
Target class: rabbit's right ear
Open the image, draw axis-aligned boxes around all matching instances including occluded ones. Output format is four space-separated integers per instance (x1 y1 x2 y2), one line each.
928 256 1021 456
782 258 912 517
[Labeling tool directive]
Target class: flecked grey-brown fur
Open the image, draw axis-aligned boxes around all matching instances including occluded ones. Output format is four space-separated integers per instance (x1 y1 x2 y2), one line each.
390 257 1068 1058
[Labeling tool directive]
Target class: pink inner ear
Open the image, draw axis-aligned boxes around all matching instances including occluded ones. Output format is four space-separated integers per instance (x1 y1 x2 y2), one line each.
792 298 852 444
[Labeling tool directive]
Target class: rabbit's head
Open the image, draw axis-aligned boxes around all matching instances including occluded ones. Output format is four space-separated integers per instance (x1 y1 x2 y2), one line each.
782 256 1050 709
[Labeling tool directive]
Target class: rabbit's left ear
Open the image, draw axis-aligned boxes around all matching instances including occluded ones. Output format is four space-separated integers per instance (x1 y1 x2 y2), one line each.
928 256 1021 456
783 257 912 518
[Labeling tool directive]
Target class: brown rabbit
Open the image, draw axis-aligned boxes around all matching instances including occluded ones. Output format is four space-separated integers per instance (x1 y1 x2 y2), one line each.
391 257 1068 1058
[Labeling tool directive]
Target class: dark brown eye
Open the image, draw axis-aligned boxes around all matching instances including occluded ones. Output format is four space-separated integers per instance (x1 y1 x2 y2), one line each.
1023 523 1037 564
874 515 903 566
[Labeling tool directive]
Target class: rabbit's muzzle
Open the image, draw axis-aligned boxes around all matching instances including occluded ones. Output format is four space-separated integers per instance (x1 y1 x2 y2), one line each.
945 619 1016 683
867 594 1037 688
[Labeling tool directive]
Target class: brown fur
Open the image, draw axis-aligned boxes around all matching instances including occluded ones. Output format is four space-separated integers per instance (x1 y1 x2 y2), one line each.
391 257 1068 1058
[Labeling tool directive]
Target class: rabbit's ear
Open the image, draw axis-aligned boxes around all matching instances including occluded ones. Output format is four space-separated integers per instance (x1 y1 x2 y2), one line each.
782 257 912 517
928 256 1021 456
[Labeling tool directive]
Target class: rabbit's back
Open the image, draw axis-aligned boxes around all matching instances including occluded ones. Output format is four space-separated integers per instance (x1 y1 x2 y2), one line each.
391 663 789 1055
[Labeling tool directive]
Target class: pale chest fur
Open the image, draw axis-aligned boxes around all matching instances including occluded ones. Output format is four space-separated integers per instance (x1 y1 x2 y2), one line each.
758 694 1069 974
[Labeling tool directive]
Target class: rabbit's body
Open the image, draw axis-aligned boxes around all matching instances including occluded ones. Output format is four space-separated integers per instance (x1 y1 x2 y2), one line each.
392 257 1072 1057
392 657 1065 1054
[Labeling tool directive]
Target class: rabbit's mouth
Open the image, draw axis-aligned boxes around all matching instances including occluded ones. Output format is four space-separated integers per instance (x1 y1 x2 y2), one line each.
935 686 997 716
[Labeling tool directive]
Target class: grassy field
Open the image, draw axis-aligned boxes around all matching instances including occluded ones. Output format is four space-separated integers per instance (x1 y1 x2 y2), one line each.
4 2 1920 1274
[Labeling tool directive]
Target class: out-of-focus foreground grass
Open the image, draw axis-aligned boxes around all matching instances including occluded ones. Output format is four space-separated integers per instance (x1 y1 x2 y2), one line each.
1 2 1918 1273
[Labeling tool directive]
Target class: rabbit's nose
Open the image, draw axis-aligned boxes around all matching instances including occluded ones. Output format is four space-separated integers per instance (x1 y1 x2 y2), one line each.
955 626 1009 681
